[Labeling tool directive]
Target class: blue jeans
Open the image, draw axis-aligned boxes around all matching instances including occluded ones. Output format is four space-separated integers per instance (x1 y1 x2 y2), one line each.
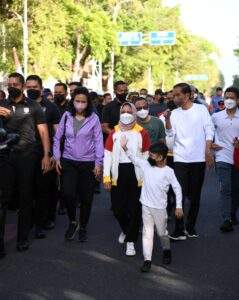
216 162 239 220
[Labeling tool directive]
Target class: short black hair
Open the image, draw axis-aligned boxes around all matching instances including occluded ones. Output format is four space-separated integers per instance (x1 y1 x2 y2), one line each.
173 83 191 96
89 91 99 101
114 80 126 91
69 81 82 87
216 87 223 92
149 141 168 159
26 74 43 87
8 72 25 85
133 96 149 106
55 82 67 92
70 87 93 118
140 88 148 93
224 87 239 99
155 88 164 95
0 90 6 99
103 93 111 98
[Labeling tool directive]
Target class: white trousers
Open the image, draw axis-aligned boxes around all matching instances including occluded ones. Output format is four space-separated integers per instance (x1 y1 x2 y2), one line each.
142 205 170 261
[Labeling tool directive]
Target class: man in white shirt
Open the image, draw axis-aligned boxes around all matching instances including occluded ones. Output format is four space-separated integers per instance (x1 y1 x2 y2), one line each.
211 87 239 232
164 83 214 240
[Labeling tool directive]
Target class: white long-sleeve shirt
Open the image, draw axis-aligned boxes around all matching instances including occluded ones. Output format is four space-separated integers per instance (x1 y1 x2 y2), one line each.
125 150 182 209
165 103 214 163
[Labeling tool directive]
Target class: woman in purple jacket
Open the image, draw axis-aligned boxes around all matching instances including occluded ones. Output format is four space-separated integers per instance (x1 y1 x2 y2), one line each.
53 87 104 242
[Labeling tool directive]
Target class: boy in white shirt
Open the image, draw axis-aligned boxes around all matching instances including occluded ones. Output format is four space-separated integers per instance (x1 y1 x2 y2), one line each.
121 136 183 273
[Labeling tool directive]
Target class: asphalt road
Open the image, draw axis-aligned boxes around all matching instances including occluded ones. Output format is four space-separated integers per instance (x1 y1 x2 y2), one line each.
0 169 239 300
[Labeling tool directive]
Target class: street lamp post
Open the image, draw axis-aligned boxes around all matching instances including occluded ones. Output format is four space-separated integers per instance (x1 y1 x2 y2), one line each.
110 0 130 95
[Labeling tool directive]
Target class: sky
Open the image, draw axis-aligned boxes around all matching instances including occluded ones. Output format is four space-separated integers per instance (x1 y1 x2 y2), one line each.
162 0 239 87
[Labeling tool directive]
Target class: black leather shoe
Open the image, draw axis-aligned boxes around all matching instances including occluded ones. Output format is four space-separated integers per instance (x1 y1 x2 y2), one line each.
17 240 29 252
45 221 55 230
35 230 46 239
141 260 151 273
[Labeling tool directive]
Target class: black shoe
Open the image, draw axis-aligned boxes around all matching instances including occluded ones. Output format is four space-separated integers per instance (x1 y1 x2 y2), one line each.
45 221 55 230
64 223 79 241
17 240 29 252
0 242 6 259
35 230 46 239
220 220 234 232
58 208 67 215
231 213 239 226
185 228 199 238
141 260 151 273
169 231 187 241
78 228 88 242
162 249 172 265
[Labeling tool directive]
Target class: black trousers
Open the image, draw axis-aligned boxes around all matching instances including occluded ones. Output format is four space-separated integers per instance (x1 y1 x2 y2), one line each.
33 154 58 230
167 156 175 215
61 158 95 228
0 150 37 242
111 163 142 243
174 162 206 232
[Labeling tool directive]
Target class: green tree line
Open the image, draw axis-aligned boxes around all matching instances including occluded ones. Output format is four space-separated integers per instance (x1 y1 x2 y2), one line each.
0 0 224 92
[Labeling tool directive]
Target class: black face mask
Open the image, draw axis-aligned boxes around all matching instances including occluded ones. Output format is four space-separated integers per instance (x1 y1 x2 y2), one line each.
54 94 65 105
8 87 22 100
27 89 41 100
116 93 128 103
148 157 157 166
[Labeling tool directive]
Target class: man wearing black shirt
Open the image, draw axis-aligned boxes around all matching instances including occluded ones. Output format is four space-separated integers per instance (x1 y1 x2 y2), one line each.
26 75 61 237
0 72 50 256
54 82 69 117
102 81 128 137
149 89 167 117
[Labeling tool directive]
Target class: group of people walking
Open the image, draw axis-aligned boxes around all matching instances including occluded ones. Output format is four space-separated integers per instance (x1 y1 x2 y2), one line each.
0 73 238 273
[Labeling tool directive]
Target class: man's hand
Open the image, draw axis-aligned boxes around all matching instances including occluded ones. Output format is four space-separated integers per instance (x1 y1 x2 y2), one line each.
163 109 171 120
175 208 184 219
103 182 112 192
93 166 102 181
55 160 62 176
41 156 51 174
211 143 223 151
49 157 56 170
206 151 214 168
0 107 11 117
233 137 239 149
120 135 128 151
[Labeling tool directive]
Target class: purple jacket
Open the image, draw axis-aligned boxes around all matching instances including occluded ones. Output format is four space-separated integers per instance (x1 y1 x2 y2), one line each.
53 112 104 167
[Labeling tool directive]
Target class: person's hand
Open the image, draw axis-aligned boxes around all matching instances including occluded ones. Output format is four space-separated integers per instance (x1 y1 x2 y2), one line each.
120 135 128 151
0 107 11 117
93 166 102 181
104 182 111 192
163 109 171 120
55 160 62 176
233 137 239 149
41 156 51 174
175 208 184 219
206 151 214 168
49 157 56 170
211 143 223 151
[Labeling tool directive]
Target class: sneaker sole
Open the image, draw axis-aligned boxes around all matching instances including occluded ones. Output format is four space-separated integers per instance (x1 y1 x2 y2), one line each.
169 235 186 241
185 231 199 238
65 225 79 241
126 252 136 256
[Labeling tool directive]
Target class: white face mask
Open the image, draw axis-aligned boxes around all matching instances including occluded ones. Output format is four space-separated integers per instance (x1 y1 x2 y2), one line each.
224 98 237 110
120 113 135 125
137 109 149 119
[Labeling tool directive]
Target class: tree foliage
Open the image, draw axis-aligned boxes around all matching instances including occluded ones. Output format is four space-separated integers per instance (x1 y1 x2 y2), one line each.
0 0 223 93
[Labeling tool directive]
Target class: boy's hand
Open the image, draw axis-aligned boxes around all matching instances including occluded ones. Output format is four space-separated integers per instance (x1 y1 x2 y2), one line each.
120 135 128 151
103 182 112 192
175 208 184 219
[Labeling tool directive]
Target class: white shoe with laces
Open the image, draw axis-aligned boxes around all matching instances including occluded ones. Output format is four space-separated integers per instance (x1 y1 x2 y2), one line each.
126 242 136 256
118 232 126 244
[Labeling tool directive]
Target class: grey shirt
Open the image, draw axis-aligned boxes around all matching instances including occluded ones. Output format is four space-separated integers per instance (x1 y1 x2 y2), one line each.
73 118 85 136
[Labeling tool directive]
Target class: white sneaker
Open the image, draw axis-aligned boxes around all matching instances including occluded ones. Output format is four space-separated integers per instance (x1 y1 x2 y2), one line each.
126 242 136 256
118 232 126 244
